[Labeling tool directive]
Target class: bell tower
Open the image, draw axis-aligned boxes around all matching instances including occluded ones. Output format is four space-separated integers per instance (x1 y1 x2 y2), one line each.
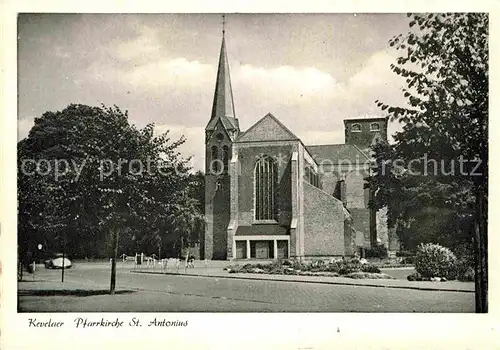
203 18 240 260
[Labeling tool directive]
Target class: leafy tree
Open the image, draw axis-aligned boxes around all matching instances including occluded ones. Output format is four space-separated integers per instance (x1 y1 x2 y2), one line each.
367 13 488 312
18 104 202 293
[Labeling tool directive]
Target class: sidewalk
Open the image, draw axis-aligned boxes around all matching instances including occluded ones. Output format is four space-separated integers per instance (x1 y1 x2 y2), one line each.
131 263 475 293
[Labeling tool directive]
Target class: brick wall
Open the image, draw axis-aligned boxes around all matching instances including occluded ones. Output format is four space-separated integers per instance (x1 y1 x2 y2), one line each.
349 208 371 248
344 118 388 150
211 176 230 260
344 220 356 256
302 181 345 256
345 170 369 209
318 171 339 196
205 121 233 260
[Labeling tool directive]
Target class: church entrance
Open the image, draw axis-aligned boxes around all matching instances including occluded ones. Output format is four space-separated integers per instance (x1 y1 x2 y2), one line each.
253 241 272 259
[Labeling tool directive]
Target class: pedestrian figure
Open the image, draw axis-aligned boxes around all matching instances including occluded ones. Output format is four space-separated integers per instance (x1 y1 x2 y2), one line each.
162 258 168 273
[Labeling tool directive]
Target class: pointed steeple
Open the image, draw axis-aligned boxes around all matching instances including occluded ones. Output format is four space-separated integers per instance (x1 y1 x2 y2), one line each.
206 32 238 132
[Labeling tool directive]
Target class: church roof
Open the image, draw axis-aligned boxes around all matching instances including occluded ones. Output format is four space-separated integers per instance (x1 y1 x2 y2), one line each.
306 144 371 164
206 115 239 131
206 36 237 131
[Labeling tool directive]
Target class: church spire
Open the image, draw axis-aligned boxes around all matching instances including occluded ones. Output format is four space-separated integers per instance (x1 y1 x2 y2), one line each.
209 15 236 124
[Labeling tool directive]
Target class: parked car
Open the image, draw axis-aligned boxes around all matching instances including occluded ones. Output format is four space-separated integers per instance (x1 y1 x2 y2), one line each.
44 254 72 269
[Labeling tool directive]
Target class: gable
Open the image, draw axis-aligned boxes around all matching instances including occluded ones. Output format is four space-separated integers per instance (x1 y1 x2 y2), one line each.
237 113 299 143
206 115 238 131
306 144 371 164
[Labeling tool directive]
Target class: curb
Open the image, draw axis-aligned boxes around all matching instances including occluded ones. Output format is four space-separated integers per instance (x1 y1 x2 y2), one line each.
130 270 474 294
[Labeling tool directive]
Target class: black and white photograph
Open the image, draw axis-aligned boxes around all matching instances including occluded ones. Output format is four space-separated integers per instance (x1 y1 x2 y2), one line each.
2 3 497 349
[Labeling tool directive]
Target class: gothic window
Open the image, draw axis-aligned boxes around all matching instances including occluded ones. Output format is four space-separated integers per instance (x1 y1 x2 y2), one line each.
216 132 224 141
254 156 278 221
370 122 380 131
222 145 229 172
211 146 220 173
351 123 361 132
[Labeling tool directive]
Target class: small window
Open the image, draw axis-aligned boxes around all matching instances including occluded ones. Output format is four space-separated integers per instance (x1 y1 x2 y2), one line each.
370 122 380 131
216 132 224 141
351 123 361 132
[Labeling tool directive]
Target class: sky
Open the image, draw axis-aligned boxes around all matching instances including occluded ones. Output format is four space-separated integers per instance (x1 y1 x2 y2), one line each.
18 13 411 170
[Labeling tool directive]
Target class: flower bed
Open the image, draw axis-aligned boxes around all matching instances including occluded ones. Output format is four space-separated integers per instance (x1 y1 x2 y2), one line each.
224 258 396 280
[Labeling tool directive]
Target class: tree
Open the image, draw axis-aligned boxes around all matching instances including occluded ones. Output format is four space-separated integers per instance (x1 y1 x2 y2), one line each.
18 104 201 293
367 13 488 312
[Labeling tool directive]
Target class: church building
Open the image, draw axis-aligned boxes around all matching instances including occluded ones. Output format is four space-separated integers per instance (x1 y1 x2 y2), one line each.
202 32 398 261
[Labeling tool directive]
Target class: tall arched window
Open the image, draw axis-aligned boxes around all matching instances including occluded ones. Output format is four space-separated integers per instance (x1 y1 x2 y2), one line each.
211 146 219 173
254 156 278 221
222 145 229 172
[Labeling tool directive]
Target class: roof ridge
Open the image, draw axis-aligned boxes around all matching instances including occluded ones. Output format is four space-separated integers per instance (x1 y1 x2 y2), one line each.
263 113 300 140
307 143 348 147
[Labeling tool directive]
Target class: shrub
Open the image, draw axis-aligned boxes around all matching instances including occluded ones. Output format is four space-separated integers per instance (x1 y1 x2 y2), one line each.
401 256 415 265
346 272 395 279
415 243 457 278
457 266 475 282
267 261 284 274
338 263 362 275
350 257 361 264
361 264 381 273
227 264 242 273
452 256 475 282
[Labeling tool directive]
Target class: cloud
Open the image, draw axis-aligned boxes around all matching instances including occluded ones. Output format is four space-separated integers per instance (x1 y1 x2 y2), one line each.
154 124 205 171
234 64 338 105
78 35 407 171
297 129 344 146
54 46 71 59
122 58 213 90
114 26 161 61
348 50 399 89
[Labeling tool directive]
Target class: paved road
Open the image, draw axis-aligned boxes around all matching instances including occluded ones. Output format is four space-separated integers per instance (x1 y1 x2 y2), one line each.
18 263 474 313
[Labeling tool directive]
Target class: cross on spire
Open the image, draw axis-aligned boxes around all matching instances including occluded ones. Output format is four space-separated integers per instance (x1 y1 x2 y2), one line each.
222 14 226 36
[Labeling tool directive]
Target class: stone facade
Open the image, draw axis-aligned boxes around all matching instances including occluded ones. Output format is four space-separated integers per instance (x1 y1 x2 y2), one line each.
303 182 345 257
344 117 388 151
